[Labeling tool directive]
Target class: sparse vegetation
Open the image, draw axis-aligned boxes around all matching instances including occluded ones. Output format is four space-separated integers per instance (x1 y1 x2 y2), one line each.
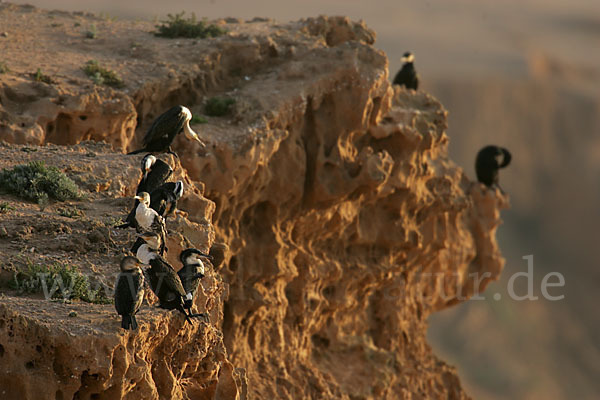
0 161 81 205
57 206 82 219
85 24 97 39
0 61 8 74
33 68 52 84
0 201 15 213
191 115 208 124
154 12 227 39
10 258 111 304
82 60 125 88
205 96 235 116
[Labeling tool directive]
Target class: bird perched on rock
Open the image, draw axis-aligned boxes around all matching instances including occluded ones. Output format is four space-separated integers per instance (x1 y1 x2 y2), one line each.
178 248 212 321
149 181 184 219
475 145 512 191
135 232 199 324
114 256 145 330
126 192 167 255
137 154 173 194
118 154 173 229
127 105 205 157
393 51 419 90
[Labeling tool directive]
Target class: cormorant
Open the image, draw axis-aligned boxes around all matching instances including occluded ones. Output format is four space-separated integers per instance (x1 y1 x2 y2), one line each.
117 154 173 229
137 154 173 195
178 248 212 320
135 232 199 324
114 256 145 330
392 51 419 90
130 192 167 255
475 145 512 191
127 105 205 157
149 181 184 219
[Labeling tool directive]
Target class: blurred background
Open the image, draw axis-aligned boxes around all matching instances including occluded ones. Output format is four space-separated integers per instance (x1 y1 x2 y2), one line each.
13 1 600 398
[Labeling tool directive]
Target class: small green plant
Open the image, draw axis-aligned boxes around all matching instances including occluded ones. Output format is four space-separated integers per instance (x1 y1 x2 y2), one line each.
85 24 97 39
57 206 82 219
50 22 63 28
190 115 208 124
205 96 235 116
0 62 8 74
154 12 227 39
82 60 125 88
33 68 52 84
0 201 15 213
10 258 111 304
0 161 81 205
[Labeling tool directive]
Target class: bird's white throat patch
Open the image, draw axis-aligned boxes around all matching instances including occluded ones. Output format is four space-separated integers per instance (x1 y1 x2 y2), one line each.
136 244 157 265
135 203 158 230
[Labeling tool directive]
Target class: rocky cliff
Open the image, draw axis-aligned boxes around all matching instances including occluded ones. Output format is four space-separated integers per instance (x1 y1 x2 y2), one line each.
0 3 508 399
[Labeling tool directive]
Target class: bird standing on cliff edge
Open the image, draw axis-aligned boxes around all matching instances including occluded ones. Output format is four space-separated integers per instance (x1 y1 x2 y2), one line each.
393 51 419 90
475 145 512 192
149 181 184 220
114 256 145 330
118 154 173 230
126 192 168 255
178 248 213 322
135 232 199 325
127 105 205 158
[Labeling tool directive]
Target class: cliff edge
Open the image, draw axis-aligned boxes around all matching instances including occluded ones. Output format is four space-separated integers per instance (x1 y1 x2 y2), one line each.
0 4 508 399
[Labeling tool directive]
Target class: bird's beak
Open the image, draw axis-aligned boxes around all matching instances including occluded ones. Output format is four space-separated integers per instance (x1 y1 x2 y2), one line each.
134 195 143 201
194 135 206 147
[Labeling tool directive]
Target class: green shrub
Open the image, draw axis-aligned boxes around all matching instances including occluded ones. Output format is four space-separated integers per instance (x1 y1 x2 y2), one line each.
85 24 97 39
190 115 208 124
205 96 235 116
0 201 15 213
0 62 8 74
154 12 227 39
0 161 81 204
82 60 125 88
10 259 112 304
57 206 82 219
33 68 52 84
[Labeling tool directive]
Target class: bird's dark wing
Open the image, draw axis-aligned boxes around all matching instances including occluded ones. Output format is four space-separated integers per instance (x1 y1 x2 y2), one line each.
150 183 179 216
150 257 187 297
115 271 144 315
393 64 418 90
142 106 187 148
178 265 201 294
138 159 173 194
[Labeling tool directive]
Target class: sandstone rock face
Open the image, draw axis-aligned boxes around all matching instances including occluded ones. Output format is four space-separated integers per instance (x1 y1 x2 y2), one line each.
0 5 507 399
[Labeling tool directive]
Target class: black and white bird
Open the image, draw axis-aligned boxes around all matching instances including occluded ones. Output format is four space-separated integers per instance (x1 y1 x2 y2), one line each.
135 232 199 324
118 154 173 229
392 51 419 90
128 192 167 255
178 248 212 320
149 181 184 219
137 154 173 195
114 256 145 330
475 145 512 191
127 105 205 157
